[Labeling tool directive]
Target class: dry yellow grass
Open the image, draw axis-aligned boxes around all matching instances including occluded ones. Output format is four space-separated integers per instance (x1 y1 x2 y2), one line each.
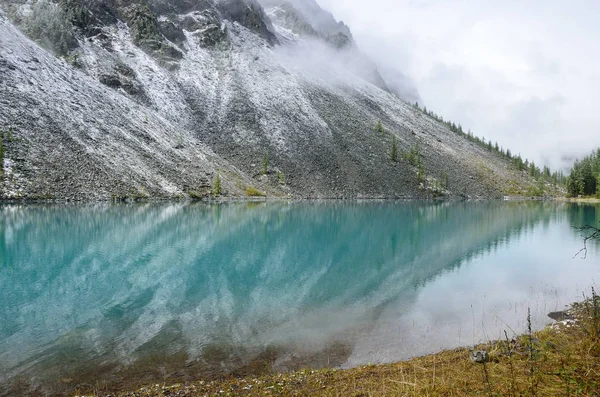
103 298 600 397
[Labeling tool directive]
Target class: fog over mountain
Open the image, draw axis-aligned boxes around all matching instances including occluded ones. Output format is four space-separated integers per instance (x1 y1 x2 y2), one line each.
320 0 600 171
0 0 543 200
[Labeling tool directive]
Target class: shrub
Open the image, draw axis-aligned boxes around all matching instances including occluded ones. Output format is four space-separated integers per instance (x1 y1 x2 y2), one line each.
277 171 286 185
188 191 204 200
246 186 266 197
525 179 546 197
375 120 384 135
212 174 222 196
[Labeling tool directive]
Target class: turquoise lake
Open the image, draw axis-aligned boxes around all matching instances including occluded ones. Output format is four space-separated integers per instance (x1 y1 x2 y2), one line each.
0 201 599 395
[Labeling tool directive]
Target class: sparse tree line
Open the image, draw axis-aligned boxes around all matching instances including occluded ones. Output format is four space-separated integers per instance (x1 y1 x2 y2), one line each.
376 120 448 193
413 102 566 188
399 141 448 193
567 148 600 197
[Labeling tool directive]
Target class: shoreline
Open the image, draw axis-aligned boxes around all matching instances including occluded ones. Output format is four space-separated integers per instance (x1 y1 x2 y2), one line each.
0 195 584 205
559 197 600 204
81 300 600 397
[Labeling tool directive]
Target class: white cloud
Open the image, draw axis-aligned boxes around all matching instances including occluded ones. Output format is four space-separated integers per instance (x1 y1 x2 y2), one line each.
318 0 600 170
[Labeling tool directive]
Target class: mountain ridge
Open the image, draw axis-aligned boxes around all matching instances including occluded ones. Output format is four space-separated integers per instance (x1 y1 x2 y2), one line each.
0 0 539 200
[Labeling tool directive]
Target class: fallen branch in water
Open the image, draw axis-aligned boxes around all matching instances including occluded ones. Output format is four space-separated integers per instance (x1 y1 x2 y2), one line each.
573 224 600 259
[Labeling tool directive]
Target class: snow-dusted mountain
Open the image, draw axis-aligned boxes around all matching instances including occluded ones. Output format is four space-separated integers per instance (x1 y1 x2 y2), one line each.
0 0 533 200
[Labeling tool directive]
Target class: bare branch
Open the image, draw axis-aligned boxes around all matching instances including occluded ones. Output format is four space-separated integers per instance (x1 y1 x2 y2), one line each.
573 225 600 259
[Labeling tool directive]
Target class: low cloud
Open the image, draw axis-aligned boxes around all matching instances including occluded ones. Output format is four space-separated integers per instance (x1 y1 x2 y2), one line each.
319 0 600 170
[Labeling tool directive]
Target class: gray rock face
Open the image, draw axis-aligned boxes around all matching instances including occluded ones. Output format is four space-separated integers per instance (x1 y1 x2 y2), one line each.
260 0 352 47
217 0 279 45
0 1 537 200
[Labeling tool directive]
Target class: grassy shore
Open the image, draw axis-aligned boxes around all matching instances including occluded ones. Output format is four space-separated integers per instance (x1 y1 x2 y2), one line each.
559 197 600 204
102 298 600 397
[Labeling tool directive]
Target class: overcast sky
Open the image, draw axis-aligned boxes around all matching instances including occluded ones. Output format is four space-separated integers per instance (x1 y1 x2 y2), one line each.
320 0 600 170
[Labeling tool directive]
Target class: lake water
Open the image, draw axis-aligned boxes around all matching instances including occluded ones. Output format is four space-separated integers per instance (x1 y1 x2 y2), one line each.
1 201 599 396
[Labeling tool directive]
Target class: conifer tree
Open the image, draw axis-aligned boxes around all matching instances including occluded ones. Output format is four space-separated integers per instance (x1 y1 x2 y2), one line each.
375 120 384 135
212 174 222 196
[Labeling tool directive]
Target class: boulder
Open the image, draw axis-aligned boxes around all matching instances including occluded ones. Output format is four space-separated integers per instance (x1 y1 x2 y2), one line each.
470 350 489 364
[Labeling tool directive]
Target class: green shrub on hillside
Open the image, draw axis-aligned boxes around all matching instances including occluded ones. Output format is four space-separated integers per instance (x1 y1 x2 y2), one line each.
375 120 384 135
277 171 286 185
246 186 266 197
212 174 222 196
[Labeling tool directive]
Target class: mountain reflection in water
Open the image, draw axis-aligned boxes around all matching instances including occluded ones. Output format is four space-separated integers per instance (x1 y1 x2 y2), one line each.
0 201 598 396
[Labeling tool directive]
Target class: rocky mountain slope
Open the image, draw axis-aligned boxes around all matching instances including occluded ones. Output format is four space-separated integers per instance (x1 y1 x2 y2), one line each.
0 0 535 200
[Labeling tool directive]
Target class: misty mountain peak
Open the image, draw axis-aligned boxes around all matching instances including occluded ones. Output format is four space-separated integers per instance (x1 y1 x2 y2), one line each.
1 0 419 100
216 0 279 44
259 0 352 48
